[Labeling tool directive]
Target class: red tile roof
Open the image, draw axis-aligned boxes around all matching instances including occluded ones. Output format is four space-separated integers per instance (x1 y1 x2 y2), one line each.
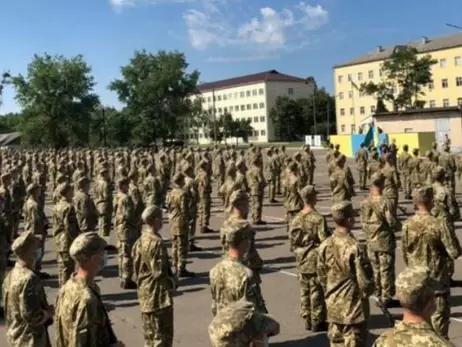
198 70 306 92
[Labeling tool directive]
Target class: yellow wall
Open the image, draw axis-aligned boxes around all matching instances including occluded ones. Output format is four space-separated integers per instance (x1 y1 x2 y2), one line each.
334 44 462 135
388 132 435 154
329 135 352 157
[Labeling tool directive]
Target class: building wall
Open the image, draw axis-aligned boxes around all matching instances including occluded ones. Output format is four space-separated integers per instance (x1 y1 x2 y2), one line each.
188 80 312 144
334 45 462 135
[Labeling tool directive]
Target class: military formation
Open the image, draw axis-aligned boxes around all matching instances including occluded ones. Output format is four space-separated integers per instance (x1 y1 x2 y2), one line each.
0 139 461 346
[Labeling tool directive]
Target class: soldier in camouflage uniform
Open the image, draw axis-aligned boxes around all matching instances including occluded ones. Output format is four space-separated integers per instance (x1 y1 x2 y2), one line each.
143 164 163 208
420 150 435 185
330 155 356 203
53 183 80 287
284 161 303 235
355 143 368 190
318 201 374 347
382 153 400 216
10 167 26 239
247 155 266 225
0 173 13 251
210 219 267 316
289 185 329 332
398 145 412 200
73 176 98 233
168 172 195 278
361 173 399 306
55 232 124 347
183 164 200 251
0 194 6 318
402 186 462 338
114 177 138 289
196 159 214 234
208 300 280 347
373 266 452 347
128 169 145 238
367 149 382 180
132 206 175 347
437 144 457 195
265 149 278 203
3 231 53 346
94 167 114 244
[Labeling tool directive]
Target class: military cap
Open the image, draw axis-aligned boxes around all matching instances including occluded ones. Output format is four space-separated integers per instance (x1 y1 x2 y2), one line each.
12 231 40 255
300 185 317 200
26 183 40 195
431 166 445 181
228 189 248 206
141 205 163 224
331 201 355 221
70 232 108 261
57 183 72 197
117 176 130 186
396 266 442 312
77 176 89 186
222 219 252 247
172 172 185 185
370 172 385 186
412 185 433 204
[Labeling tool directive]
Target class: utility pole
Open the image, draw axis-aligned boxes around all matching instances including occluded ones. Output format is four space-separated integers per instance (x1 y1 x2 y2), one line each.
326 97 330 140
102 107 107 147
446 23 462 30
212 89 217 143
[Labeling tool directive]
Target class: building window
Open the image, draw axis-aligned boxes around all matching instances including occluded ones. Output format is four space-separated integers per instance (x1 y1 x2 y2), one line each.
456 56 462 66
240 91 245 98
341 125 346 132
338 75 343 83
348 91 353 99
442 79 449 88
207 96 211 102
339 92 344 100
288 88 294 96
229 106 233 112
252 103 258 109
252 89 257 96
254 130 259 136
259 102 265 109
349 107 354 115
224 107 228 113
260 116 265 122
218 108 222 114
456 77 462 86
246 104 251 110
351 124 356 133
217 95 222 101
368 70 374 79
235 105 239 111
340 108 345 116
228 93 232 100
258 88 264 95
428 80 434 90
246 90 251 97
261 130 266 136
360 106 365 114
247 117 251 122
223 94 227 100
348 73 352 81
371 105 376 113
253 116 258 122
240 105 245 111
234 92 239 99
458 98 462 106
429 100 436 108
440 58 447 68
443 99 450 107
358 72 363 81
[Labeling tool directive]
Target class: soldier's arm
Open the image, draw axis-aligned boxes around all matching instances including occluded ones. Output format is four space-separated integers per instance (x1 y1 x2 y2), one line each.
317 215 331 241
439 219 462 260
19 276 51 328
288 219 303 251
209 270 218 316
245 274 267 313
316 245 327 292
353 246 375 298
75 298 100 346
384 200 400 231
401 223 409 266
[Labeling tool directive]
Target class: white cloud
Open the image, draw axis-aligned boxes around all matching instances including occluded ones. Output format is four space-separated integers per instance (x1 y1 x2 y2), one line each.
207 54 278 63
110 0 195 11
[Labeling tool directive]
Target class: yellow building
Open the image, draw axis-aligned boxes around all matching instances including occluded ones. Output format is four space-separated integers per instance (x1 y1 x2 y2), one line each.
188 70 313 144
333 32 462 141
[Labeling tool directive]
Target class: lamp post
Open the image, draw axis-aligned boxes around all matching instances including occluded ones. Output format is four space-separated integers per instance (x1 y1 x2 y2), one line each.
304 77 318 135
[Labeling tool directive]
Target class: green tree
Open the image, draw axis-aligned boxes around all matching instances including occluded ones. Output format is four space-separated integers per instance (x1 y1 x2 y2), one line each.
270 96 304 141
9 54 99 148
360 46 437 110
109 50 200 146
0 112 22 134
231 118 253 145
0 72 10 108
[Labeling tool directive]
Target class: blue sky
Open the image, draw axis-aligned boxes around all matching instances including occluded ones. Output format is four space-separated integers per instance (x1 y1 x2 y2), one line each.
1 0 462 113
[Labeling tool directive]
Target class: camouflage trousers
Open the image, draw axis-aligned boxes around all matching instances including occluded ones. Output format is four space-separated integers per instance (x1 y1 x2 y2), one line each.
385 196 398 216
275 173 282 194
299 273 326 327
172 234 189 272
35 234 46 272
308 168 315 185
250 194 263 223
141 306 174 347
401 175 411 199
328 322 367 347
98 212 112 237
368 250 395 302
117 240 134 281
57 251 75 287
188 209 197 245
432 294 450 339
357 170 367 189
198 195 211 229
0 236 7 309
267 179 276 201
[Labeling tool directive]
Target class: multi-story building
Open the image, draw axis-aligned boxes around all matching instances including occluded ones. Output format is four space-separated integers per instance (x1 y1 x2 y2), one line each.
187 70 313 144
333 32 462 135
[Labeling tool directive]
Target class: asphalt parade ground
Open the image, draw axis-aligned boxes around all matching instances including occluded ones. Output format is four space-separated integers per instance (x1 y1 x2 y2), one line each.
3 148 462 346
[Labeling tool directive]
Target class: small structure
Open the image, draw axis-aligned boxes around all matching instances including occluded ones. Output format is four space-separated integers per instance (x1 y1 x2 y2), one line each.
0 132 21 147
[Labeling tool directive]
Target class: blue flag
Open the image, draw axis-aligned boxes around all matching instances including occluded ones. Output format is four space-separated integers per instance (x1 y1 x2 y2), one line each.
363 124 374 147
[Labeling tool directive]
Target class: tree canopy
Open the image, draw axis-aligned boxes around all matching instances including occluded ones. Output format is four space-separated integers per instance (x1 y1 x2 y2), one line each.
360 46 437 111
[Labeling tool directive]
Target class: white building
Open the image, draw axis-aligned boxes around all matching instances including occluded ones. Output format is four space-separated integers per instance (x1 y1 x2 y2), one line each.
187 70 314 144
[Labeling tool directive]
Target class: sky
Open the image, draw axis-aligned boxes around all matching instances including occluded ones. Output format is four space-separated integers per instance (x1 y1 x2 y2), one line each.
1 0 462 113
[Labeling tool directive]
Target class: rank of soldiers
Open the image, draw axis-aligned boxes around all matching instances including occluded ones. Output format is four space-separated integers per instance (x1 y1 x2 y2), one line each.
0 140 460 347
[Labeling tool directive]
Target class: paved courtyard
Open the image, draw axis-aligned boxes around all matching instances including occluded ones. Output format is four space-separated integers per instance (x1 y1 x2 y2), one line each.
3 148 462 346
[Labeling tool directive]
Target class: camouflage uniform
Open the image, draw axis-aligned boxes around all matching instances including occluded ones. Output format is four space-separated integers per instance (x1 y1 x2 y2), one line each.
264 149 278 202
373 266 453 347
246 156 265 224
330 155 355 203
73 177 98 233
289 185 329 330
284 162 303 234
132 206 175 347
93 167 113 238
398 147 412 199
402 186 462 338
381 158 400 216
196 159 212 233
143 164 163 207
438 145 457 195
3 232 52 347
318 201 374 347
183 165 199 249
355 145 368 190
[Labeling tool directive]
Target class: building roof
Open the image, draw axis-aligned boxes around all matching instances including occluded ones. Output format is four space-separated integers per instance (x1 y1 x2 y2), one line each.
374 106 462 118
0 132 20 146
334 32 462 69
197 70 306 92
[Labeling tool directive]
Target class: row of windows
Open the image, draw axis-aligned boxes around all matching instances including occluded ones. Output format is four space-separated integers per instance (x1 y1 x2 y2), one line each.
337 56 462 84
339 124 356 133
204 88 265 103
339 105 376 116
429 77 462 89
210 102 266 114
187 129 267 140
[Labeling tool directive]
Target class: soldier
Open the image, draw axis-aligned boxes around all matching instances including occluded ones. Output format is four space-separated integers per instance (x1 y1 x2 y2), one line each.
438 144 456 195
318 201 374 346
3 231 53 346
210 219 267 316
289 185 329 332
235 159 249 192
55 232 125 347
326 143 335 163
431 141 440 164
167 172 195 278
213 148 225 198
132 205 176 347
10 167 26 239
247 155 266 225
330 155 355 203
382 153 400 216
73 176 98 233
183 164 200 251
196 159 214 234
0 173 13 251
114 177 138 289
398 145 412 200
409 148 421 192
355 142 368 190
143 164 163 208
128 169 145 237
94 167 114 247
361 173 399 306
284 161 303 235
402 186 462 338
208 300 280 347
373 266 452 347
53 183 80 287
265 148 278 203
367 149 382 180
